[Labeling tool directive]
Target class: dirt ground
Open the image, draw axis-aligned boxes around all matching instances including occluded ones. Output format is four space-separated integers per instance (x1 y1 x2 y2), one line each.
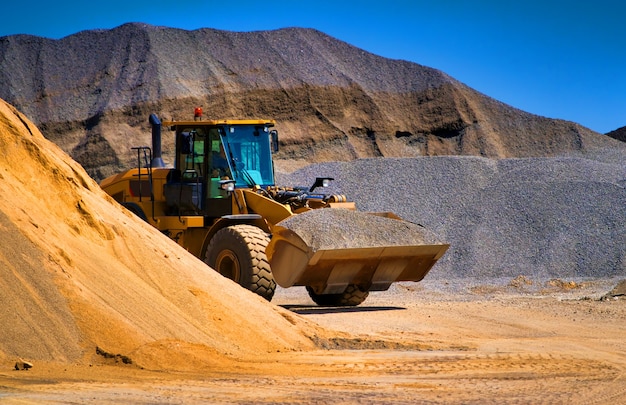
2 280 624 404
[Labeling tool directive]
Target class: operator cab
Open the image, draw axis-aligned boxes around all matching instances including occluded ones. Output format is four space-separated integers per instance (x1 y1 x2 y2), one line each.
163 119 278 217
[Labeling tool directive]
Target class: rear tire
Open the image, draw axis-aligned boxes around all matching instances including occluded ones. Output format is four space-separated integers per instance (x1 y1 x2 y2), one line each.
306 285 369 307
205 225 276 301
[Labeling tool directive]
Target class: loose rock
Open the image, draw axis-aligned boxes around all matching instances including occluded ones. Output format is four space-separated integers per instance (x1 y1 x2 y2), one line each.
14 358 33 371
277 208 444 251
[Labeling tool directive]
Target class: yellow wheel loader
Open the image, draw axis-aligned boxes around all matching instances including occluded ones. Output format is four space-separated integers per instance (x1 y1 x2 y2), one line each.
100 113 449 306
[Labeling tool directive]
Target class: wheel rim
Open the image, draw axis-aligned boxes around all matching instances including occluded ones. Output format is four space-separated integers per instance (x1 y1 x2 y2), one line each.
215 250 240 282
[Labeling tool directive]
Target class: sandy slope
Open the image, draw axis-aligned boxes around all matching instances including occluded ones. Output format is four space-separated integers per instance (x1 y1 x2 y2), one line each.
0 98 319 370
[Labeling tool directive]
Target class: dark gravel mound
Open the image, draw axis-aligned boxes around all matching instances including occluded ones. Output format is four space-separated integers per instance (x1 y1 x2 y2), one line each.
606 126 626 142
277 156 626 280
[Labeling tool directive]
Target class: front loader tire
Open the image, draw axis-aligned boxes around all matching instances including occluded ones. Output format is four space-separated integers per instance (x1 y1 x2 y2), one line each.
306 285 369 307
205 225 276 301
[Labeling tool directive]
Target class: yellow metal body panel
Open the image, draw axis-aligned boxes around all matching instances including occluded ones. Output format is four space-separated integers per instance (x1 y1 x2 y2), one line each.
153 215 204 229
241 189 292 225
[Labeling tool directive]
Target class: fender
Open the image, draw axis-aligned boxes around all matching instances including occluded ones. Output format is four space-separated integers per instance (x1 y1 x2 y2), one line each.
198 214 268 261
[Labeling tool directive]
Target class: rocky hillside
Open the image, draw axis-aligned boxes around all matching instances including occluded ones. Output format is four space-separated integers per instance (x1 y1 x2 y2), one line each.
0 23 623 180
607 126 626 142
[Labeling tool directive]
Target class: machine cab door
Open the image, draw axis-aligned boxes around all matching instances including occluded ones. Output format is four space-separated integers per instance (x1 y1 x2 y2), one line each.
164 126 208 214
207 128 233 199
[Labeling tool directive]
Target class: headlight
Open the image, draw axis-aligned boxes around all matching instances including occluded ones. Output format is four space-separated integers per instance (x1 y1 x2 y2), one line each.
219 180 235 192
309 177 334 192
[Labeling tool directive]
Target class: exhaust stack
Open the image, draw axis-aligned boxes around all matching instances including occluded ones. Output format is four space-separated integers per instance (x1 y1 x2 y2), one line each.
149 114 166 168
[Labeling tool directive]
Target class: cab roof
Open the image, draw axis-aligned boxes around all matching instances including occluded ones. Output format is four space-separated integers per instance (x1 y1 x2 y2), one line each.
162 119 276 127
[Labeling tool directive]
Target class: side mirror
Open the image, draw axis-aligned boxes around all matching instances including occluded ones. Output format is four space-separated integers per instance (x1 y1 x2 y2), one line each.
181 132 193 155
270 130 279 152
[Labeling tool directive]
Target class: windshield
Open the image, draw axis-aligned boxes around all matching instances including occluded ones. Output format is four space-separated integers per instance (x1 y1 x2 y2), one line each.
220 124 275 187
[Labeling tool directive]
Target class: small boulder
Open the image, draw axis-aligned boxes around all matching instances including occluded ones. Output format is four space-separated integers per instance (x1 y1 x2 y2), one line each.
14 358 33 370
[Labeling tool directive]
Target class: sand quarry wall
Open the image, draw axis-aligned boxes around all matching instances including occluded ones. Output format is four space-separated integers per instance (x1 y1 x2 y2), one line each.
0 99 317 370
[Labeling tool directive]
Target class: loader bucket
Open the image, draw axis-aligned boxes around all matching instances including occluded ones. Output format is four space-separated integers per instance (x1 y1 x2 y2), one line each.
266 209 449 294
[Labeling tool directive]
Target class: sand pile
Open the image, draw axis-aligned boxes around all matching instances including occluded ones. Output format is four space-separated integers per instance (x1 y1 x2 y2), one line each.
0 99 317 371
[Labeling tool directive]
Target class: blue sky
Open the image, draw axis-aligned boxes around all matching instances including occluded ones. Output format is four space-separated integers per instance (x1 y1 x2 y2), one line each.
1 0 624 133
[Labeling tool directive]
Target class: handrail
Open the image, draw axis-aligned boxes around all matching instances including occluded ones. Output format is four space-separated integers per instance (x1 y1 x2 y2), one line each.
131 146 155 221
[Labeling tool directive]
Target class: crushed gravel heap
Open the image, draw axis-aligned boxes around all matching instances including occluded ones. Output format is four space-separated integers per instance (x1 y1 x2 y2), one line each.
277 209 444 251
277 154 626 280
3 24 621 182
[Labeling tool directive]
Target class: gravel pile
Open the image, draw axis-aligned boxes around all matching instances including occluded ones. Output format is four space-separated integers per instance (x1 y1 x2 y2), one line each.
5 24 623 183
277 155 626 281
276 208 444 251
0 24 452 125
